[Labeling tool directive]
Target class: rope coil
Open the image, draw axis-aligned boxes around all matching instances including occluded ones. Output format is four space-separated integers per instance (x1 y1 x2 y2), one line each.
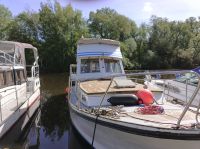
135 105 164 115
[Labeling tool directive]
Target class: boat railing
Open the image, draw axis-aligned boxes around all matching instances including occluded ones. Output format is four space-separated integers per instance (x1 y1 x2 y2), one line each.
0 50 21 65
26 65 39 78
70 69 200 129
31 65 39 77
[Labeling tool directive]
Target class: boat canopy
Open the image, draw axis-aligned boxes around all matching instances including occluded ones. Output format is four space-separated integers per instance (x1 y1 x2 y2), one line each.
77 38 122 59
0 41 38 66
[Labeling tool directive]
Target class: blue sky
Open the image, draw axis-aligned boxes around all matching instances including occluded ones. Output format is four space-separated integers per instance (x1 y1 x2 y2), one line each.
0 0 200 25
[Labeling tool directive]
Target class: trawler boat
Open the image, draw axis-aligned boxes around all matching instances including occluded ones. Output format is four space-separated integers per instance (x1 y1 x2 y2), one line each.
0 41 40 138
68 38 200 149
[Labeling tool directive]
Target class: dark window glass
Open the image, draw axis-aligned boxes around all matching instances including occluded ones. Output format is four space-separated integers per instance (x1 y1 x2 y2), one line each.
0 72 5 87
20 70 26 82
81 59 100 73
5 71 14 86
16 70 20 82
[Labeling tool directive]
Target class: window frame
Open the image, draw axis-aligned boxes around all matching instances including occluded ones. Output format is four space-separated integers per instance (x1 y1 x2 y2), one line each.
0 71 5 89
0 70 15 89
104 58 122 73
80 58 101 74
14 69 27 85
5 70 14 86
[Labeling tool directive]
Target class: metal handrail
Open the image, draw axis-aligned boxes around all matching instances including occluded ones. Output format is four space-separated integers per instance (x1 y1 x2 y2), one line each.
0 50 20 65
195 100 200 123
177 79 200 127
69 69 200 128
30 65 39 78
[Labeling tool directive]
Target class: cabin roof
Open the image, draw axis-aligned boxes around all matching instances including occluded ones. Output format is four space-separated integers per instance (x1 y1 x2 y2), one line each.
0 41 37 51
78 38 120 46
0 41 38 66
77 38 122 58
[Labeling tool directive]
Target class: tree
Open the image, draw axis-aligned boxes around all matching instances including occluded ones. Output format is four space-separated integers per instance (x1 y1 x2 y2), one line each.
8 11 40 45
121 38 138 69
1 3 200 72
88 7 137 41
0 5 12 40
134 23 149 68
39 2 88 72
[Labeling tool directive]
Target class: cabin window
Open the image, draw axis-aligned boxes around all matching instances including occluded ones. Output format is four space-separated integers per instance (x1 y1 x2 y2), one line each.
0 72 5 87
5 71 14 86
81 59 100 73
15 69 26 84
20 70 26 82
104 59 122 73
15 70 21 84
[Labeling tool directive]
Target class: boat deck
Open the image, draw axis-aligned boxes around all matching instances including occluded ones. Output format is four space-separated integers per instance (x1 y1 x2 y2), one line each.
109 104 199 129
80 79 162 95
70 85 200 130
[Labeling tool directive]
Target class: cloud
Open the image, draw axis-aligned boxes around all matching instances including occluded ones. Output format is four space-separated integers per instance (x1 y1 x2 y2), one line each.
142 2 153 13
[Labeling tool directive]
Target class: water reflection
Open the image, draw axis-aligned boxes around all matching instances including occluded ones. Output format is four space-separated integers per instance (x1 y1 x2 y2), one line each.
21 94 91 149
22 94 70 148
0 73 91 149
40 94 69 142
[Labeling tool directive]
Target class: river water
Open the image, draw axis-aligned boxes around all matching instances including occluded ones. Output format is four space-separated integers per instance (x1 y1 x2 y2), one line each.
0 73 91 149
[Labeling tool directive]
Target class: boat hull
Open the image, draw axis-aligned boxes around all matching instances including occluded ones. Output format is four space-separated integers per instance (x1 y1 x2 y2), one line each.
0 89 40 139
69 101 200 149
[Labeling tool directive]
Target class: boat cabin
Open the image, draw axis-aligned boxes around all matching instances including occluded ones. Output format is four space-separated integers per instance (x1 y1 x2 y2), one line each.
70 38 163 107
72 38 125 80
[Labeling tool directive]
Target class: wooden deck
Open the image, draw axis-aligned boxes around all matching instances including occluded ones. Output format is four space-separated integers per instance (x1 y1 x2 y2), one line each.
80 79 162 94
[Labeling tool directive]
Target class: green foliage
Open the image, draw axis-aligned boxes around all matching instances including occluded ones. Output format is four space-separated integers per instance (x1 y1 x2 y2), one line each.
38 2 88 72
0 5 12 40
8 11 40 44
121 38 138 69
0 2 200 72
88 8 137 41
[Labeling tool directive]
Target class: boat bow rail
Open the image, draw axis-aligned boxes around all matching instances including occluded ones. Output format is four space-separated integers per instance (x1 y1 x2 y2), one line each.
69 69 200 129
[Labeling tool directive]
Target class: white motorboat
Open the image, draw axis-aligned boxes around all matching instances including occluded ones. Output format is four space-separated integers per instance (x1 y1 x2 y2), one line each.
0 41 40 139
146 71 200 107
68 38 200 149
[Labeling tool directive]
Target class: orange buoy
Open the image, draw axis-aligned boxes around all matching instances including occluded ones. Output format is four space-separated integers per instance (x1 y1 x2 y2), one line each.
65 87 70 94
136 89 154 105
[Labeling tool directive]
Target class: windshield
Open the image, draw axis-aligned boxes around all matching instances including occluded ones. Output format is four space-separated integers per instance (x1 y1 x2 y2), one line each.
80 59 100 73
104 59 122 73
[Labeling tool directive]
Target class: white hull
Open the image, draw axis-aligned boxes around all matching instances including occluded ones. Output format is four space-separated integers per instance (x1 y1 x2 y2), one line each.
69 102 200 149
0 89 40 138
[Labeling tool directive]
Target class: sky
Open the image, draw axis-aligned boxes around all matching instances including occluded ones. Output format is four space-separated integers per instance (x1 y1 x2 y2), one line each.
0 0 200 25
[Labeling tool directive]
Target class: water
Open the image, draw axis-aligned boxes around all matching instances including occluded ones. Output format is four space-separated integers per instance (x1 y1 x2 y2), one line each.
0 73 91 149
